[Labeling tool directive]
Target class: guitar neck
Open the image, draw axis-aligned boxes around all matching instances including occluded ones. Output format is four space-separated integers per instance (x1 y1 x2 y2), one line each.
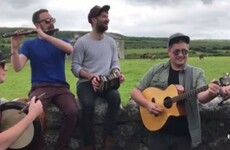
172 85 209 103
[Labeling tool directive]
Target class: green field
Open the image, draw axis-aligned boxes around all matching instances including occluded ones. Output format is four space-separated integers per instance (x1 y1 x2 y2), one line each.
1 56 230 105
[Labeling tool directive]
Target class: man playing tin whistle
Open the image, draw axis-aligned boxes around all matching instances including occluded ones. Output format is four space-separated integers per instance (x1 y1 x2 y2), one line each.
10 8 78 150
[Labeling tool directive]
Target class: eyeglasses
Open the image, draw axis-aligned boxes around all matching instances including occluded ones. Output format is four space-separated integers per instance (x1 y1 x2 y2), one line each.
172 49 189 56
38 18 56 24
0 62 6 69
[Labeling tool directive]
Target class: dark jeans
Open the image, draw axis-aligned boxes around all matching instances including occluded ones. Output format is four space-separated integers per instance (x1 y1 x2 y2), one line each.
77 81 121 146
148 132 192 150
29 84 78 150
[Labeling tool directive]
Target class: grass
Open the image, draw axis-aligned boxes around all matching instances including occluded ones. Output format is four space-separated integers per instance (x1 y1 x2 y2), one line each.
125 48 165 54
1 56 230 105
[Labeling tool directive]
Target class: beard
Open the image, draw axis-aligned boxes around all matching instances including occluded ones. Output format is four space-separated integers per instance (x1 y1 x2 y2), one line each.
96 23 108 34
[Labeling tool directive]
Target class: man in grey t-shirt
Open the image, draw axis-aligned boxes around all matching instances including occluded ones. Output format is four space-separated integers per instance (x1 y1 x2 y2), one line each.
71 5 125 150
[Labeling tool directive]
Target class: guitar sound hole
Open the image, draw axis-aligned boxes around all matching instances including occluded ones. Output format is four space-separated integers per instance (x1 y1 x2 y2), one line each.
164 98 172 108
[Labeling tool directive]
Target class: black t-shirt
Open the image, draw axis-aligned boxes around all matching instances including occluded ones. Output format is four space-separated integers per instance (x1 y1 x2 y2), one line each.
0 111 1 129
0 112 1 123
158 66 189 136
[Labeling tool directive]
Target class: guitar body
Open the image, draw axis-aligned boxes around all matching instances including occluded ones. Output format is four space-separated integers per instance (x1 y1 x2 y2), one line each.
140 73 230 131
140 85 180 131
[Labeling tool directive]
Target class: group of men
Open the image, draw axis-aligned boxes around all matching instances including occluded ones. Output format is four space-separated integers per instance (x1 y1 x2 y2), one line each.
0 4 230 150
1 5 124 150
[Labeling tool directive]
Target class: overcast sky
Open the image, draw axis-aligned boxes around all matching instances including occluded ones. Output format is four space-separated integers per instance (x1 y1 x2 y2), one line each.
1 0 230 39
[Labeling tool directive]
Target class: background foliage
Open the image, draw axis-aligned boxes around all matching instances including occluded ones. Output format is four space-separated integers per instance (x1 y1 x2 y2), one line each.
1 27 230 105
1 57 230 105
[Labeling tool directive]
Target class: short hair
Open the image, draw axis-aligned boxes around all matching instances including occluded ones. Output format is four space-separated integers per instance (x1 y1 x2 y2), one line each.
32 9 48 24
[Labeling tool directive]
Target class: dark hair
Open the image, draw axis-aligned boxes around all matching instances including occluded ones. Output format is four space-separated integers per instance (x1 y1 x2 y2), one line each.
32 9 48 24
88 5 110 24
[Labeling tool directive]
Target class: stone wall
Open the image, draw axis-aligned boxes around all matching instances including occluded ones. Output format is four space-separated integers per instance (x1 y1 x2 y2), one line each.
42 97 230 150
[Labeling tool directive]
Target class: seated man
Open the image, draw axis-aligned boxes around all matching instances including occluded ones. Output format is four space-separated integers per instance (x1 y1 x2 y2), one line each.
0 51 43 150
71 5 125 150
131 33 229 150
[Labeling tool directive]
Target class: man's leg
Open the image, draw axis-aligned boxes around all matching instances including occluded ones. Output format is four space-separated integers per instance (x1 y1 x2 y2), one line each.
28 86 52 150
148 132 170 150
77 81 97 148
53 87 78 150
101 89 121 150
172 135 192 150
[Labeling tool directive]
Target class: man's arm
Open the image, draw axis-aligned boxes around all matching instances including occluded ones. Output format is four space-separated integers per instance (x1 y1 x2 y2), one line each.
0 98 43 150
79 69 96 81
36 28 73 54
10 35 27 72
198 80 221 103
131 87 163 115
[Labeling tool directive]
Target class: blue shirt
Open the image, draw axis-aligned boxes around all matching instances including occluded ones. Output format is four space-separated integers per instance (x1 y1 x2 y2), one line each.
20 38 69 86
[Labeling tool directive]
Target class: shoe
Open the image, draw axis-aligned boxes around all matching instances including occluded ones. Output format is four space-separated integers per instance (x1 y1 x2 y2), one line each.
81 146 95 150
103 136 116 150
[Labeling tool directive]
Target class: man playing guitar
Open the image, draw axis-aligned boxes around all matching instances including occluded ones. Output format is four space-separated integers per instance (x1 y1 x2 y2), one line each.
131 33 229 150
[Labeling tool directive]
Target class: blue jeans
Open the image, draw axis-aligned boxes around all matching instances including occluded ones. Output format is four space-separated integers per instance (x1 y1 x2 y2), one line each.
77 81 121 146
148 131 192 150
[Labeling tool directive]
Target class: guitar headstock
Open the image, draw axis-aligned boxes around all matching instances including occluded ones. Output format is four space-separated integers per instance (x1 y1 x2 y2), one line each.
219 73 230 86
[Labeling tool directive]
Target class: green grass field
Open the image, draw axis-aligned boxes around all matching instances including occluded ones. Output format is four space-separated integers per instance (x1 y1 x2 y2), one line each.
1 56 230 105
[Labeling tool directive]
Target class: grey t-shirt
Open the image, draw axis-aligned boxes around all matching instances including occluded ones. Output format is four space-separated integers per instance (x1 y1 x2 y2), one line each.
71 33 120 84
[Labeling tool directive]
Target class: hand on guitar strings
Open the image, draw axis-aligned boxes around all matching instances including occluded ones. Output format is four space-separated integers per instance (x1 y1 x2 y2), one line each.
146 101 163 116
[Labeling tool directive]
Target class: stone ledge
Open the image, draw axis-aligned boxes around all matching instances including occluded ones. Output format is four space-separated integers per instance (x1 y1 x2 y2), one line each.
1 97 230 150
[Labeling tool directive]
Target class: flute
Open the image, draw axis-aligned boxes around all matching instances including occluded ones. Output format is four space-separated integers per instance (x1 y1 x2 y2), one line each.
2 28 59 38
19 92 46 114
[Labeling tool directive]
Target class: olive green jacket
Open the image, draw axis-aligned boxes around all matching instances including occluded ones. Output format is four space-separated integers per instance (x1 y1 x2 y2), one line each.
136 60 206 147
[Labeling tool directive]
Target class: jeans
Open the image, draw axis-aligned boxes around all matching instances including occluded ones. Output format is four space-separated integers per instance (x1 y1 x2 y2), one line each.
148 131 192 150
29 83 78 150
77 81 121 146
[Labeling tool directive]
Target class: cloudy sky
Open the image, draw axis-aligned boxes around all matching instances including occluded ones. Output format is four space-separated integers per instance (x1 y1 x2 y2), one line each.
1 0 230 39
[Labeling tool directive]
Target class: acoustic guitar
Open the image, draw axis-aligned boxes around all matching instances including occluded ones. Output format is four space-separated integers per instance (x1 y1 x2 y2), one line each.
140 73 230 131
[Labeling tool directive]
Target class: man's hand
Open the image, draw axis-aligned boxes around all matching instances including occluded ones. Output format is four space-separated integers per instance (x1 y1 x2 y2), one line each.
174 84 184 94
28 96 43 118
35 28 49 39
146 101 163 115
208 80 221 97
11 30 24 51
91 75 100 92
112 69 125 83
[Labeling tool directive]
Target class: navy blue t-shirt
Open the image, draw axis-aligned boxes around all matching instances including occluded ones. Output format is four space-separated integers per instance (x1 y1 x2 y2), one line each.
20 38 69 86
